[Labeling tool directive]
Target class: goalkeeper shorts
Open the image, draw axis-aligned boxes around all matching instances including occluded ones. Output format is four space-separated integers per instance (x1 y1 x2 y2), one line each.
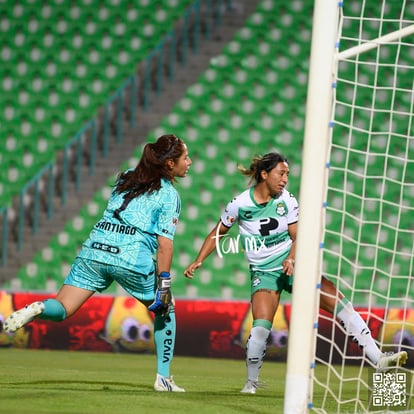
64 257 157 301
249 267 293 295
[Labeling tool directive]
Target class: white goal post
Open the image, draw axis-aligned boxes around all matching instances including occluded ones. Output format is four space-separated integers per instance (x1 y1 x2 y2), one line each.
283 0 339 412
284 1 414 413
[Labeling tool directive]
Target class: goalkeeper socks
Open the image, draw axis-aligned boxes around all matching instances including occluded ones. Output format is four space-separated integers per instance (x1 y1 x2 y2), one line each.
154 306 176 377
245 319 272 381
336 299 381 363
39 299 67 322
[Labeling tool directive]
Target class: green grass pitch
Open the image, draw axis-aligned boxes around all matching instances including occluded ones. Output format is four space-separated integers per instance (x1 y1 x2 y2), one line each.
0 348 382 413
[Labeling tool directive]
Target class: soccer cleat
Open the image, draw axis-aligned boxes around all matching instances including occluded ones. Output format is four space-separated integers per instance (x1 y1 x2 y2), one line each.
154 374 185 392
377 351 408 369
4 301 45 333
240 379 258 394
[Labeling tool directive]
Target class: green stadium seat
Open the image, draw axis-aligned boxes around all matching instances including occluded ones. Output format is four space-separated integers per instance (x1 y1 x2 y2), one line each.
16 260 47 291
73 58 93 83
114 45 139 78
0 129 22 159
186 82 210 104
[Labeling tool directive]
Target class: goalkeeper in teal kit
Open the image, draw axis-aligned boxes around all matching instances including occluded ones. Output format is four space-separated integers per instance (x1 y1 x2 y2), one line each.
5 134 192 392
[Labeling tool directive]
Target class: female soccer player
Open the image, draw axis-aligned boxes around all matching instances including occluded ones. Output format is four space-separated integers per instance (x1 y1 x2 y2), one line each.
5 134 192 392
184 152 407 394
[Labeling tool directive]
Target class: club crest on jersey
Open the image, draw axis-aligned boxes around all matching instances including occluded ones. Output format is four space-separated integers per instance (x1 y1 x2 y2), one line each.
252 277 261 287
276 202 287 216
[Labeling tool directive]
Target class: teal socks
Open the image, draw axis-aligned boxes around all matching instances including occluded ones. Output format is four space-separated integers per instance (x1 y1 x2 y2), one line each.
154 307 176 377
39 299 67 322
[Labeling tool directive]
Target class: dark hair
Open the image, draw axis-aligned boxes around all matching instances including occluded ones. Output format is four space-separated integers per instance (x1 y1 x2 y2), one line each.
238 152 288 186
113 134 184 220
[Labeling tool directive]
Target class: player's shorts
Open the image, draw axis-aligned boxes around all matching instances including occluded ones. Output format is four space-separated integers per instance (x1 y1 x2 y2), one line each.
64 257 157 301
249 267 293 295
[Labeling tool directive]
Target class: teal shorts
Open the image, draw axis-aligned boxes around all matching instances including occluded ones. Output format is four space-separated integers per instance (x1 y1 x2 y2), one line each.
250 267 293 295
64 257 157 301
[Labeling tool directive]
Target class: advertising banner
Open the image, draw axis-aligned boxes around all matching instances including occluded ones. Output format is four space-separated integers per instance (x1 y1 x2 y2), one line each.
0 291 412 366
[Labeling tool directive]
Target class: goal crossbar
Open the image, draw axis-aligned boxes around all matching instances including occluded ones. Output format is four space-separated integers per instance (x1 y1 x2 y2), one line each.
337 24 414 60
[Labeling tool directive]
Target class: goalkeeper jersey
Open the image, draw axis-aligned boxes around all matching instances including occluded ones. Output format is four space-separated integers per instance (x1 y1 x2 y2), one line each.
220 187 298 272
78 177 181 273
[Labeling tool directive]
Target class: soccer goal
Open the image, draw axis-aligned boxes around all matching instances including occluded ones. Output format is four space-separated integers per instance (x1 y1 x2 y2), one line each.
284 0 414 412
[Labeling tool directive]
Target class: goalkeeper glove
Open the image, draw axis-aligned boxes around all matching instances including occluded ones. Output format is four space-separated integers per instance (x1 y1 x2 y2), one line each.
148 272 172 317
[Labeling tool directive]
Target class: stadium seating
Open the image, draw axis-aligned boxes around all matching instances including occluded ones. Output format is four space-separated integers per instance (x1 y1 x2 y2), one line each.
0 0 195 207
6 0 412 304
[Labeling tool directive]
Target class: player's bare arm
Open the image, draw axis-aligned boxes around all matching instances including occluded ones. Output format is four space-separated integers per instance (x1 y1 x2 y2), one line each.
184 220 230 279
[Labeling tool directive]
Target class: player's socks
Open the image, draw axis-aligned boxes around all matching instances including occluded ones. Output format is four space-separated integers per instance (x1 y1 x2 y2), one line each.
336 298 382 363
39 298 67 322
245 319 272 381
154 306 176 377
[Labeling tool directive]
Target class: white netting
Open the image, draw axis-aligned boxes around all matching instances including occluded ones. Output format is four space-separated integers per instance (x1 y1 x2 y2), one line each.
312 1 414 412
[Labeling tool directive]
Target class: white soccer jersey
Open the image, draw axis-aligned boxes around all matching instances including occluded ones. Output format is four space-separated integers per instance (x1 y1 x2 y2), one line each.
220 187 299 271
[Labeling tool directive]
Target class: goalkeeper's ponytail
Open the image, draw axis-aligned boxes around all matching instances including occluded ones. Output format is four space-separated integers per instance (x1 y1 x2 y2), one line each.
115 134 184 197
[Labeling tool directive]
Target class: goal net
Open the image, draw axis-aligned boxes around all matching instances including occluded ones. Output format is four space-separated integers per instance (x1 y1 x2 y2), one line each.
285 1 414 413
